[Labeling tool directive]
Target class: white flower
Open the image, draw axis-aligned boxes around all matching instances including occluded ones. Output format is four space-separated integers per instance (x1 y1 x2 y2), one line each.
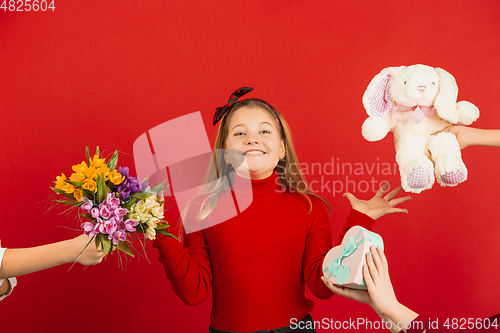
130 213 141 222
151 205 164 219
145 194 157 206
134 200 146 214
146 227 156 240
147 217 159 228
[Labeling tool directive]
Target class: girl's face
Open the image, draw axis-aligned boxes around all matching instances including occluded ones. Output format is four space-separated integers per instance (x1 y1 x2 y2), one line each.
225 106 285 180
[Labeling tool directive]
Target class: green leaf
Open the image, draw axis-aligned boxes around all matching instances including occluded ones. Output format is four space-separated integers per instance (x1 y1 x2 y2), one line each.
156 229 180 240
95 146 100 158
81 213 94 220
95 234 101 249
107 150 119 171
117 241 135 257
123 202 133 210
101 235 112 254
54 199 81 207
151 180 169 194
81 188 94 200
65 180 83 187
106 182 116 193
50 187 77 200
97 175 106 204
155 222 170 229
130 192 153 201
85 146 91 164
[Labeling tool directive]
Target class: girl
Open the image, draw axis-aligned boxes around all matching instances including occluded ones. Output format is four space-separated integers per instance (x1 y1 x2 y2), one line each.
0 234 105 300
153 87 411 333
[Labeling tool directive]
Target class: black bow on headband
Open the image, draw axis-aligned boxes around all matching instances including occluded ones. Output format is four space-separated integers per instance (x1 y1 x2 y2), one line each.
213 87 254 126
213 87 282 127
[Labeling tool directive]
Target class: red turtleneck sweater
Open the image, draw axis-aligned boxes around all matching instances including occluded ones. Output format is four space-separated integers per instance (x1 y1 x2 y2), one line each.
153 171 374 332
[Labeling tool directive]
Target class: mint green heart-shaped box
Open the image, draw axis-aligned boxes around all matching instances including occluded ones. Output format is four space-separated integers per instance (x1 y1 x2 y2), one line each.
322 226 384 290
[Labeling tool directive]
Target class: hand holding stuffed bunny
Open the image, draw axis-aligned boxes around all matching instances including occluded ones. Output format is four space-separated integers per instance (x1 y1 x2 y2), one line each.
362 64 479 193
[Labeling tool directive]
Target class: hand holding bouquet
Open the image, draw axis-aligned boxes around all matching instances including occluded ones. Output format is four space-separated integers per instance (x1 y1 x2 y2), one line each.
50 147 177 257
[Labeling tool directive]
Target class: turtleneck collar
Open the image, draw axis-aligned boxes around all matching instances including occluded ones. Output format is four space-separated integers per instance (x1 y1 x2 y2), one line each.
231 170 284 195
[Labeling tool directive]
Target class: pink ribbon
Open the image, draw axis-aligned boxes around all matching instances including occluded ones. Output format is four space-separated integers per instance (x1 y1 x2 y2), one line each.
393 103 436 124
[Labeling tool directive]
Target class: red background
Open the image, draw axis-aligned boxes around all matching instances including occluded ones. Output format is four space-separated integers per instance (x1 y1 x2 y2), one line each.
1 1 500 332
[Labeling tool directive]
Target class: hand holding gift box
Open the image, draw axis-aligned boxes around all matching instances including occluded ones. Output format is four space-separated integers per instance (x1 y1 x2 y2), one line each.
323 226 384 290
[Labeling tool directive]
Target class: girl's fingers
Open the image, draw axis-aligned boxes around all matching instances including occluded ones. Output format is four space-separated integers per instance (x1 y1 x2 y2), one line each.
383 185 403 201
322 277 351 299
375 182 391 198
388 208 409 214
389 196 412 207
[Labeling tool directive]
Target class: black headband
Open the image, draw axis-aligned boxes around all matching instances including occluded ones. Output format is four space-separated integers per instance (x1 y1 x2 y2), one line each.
212 87 283 131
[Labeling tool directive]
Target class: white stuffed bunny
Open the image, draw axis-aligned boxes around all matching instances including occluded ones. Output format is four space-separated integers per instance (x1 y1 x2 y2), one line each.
362 64 479 193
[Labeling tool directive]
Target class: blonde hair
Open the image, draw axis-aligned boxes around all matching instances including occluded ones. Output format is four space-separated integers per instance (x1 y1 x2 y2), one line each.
179 99 331 238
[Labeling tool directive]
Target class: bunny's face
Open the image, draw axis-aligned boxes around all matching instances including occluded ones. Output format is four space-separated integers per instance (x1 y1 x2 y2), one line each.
391 65 440 107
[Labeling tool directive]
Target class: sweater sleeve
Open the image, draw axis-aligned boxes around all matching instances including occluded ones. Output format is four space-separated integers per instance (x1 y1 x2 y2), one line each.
335 209 375 245
152 227 213 306
0 242 17 301
302 198 334 300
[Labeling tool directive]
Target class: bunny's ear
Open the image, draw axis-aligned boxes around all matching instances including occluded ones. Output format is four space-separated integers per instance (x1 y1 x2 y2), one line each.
434 67 459 124
362 66 404 117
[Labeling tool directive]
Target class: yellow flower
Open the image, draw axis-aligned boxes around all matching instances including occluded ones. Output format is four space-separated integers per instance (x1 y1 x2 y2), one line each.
96 165 110 181
72 161 88 175
55 173 67 190
82 179 97 192
62 182 76 194
89 155 106 169
85 166 97 179
108 169 124 185
74 189 83 202
70 172 85 183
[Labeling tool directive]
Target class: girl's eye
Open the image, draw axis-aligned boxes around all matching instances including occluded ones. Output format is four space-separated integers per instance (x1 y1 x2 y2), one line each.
234 132 245 136
260 130 270 134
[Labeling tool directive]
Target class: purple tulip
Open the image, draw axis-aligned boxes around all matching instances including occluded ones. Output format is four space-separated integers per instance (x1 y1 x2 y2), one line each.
118 166 129 177
117 166 146 201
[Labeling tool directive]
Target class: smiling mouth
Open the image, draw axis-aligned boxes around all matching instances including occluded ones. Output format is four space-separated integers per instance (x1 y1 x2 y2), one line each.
244 150 266 156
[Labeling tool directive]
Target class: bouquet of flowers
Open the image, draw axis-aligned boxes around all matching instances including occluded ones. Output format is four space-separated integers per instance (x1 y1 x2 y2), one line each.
50 147 177 257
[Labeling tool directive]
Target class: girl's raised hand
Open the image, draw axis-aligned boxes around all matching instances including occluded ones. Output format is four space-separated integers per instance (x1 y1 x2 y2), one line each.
343 182 411 220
